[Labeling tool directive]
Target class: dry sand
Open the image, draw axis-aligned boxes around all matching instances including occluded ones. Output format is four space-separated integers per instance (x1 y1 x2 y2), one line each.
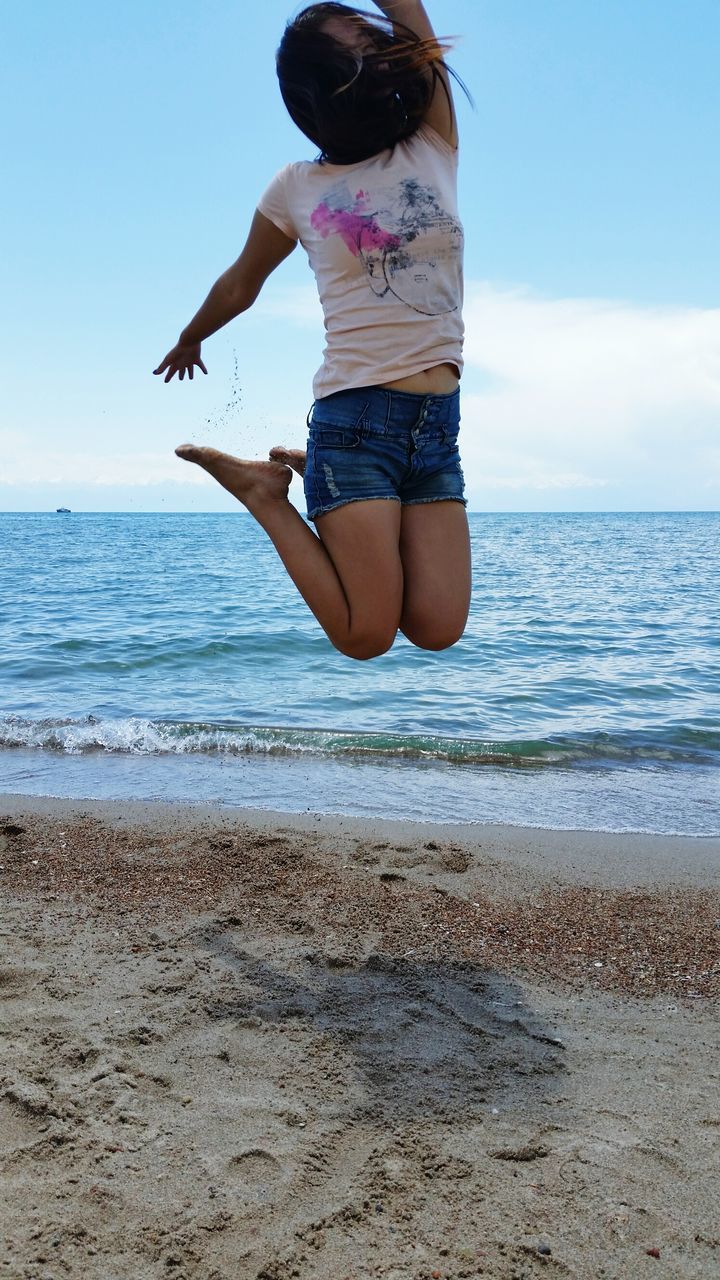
1 796 719 1280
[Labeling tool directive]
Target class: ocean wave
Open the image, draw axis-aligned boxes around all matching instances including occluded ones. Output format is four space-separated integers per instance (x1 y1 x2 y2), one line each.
0 716 718 770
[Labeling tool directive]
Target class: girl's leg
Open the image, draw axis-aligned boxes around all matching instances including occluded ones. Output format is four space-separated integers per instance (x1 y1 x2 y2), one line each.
176 446 402 660
270 447 472 650
398 502 472 649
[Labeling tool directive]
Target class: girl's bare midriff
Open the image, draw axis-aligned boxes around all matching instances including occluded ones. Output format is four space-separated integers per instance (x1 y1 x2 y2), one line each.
380 362 460 394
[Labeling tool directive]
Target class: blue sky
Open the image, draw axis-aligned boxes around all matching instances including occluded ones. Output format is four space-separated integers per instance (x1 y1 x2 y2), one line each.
2 0 718 511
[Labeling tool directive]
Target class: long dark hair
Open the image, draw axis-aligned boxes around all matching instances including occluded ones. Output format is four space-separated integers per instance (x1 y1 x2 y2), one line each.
276 2 467 164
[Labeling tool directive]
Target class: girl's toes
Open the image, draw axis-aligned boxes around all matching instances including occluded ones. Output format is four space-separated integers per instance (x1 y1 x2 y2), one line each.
176 444 200 461
269 446 306 477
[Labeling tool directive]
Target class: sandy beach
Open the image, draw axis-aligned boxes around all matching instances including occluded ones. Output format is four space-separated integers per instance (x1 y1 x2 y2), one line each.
1 796 718 1279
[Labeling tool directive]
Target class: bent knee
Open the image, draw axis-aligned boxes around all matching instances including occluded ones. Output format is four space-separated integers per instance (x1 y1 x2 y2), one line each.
337 627 397 661
402 622 466 651
418 635 463 652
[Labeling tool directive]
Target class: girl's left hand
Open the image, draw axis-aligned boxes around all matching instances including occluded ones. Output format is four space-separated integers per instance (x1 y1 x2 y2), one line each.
153 342 208 383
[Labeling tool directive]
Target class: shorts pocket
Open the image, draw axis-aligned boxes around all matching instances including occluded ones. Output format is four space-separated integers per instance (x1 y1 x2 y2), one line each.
309 425 362 449
309 397 369 447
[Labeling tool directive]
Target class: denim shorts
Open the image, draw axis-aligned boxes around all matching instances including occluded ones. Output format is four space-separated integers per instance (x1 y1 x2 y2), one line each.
304 385 466 521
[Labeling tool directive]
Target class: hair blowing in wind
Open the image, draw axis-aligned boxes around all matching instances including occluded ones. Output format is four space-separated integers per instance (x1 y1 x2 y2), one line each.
276 2 467 163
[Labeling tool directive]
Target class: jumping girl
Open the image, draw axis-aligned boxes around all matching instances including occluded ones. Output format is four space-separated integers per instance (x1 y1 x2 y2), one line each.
154 1 471 661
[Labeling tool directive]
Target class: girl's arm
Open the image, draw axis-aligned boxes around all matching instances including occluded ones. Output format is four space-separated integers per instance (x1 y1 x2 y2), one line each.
154 211 297 382
373 0 458 147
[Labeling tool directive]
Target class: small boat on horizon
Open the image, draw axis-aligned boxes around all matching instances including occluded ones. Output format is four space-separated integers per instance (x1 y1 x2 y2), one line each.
56 507 71 513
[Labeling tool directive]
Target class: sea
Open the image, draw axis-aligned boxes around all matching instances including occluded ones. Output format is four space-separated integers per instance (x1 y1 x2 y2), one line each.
1 511 718 836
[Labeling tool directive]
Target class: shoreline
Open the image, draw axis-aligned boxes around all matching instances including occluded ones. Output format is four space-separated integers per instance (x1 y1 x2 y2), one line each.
3 739 717 838
2 794 719 1277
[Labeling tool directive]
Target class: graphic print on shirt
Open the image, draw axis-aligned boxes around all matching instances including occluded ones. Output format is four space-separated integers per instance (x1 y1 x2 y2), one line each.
310 178 463 316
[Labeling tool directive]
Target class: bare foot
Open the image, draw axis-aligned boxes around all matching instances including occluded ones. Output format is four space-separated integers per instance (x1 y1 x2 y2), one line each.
175 445 292 506
269 446 307 477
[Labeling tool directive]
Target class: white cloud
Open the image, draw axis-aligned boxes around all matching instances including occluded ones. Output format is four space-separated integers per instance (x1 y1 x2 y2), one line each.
480 471 607 491
459 284 720 497
5 283 719 505
0 445 209 488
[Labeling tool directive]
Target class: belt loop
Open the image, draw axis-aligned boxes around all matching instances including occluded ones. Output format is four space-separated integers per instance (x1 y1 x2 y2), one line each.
384 389 392 434
306 402 315 429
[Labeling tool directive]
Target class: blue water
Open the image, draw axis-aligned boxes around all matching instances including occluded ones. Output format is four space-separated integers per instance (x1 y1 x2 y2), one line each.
1 511 718 834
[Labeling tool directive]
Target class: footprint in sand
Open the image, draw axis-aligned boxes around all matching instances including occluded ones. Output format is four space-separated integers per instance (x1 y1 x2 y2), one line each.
440 847 471 873
0 1095 47 1154
0 965 46 998
229 1148 284 1184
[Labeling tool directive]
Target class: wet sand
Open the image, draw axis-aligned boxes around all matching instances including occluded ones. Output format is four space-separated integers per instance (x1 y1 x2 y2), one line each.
1 796 719 1279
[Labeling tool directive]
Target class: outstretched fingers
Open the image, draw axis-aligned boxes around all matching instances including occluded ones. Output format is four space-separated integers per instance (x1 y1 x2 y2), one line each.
153 345 208 382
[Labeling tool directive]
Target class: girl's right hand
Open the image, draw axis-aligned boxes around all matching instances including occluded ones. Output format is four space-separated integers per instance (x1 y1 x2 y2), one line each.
153 341 208 383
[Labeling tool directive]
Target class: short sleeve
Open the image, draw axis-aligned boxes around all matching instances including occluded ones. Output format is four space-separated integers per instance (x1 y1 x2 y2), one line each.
257 164 298 241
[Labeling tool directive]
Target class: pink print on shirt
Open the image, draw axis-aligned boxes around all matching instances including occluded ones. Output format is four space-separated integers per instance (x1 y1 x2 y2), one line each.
310 179 462 317
310 196 401 256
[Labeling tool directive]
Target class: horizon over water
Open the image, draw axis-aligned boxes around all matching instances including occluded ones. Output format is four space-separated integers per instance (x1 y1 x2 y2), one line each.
1 510 718 836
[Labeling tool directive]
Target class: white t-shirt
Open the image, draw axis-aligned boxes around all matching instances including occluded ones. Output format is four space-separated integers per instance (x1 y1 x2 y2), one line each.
257 124 464 399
